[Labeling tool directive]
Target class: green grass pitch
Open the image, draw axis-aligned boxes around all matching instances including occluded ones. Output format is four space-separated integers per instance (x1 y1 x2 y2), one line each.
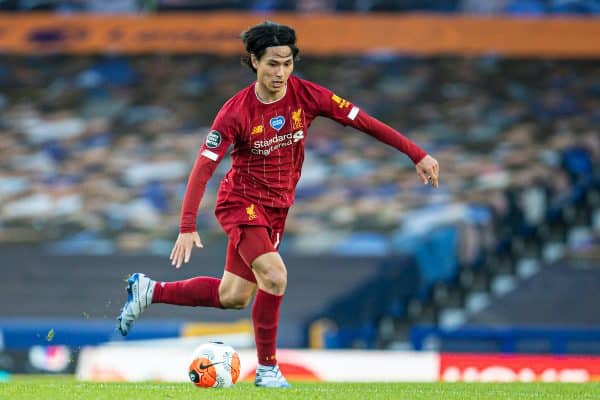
1 376 599 399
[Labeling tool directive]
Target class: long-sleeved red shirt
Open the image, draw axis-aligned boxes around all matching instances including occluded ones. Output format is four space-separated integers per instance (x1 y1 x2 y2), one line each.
180 75 427 232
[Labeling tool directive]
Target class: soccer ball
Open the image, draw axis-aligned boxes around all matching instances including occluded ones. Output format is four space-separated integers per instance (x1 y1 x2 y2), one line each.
188 341 240 388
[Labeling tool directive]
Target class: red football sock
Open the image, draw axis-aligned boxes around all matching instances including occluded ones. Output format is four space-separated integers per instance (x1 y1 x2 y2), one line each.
252 289 283 366
152 277 223 308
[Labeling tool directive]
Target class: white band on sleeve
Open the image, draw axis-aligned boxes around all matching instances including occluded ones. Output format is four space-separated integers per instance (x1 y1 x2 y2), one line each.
348 106 360 121
201 149 219 161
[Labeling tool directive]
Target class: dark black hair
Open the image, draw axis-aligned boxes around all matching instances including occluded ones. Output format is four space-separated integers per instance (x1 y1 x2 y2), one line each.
241 21 300 73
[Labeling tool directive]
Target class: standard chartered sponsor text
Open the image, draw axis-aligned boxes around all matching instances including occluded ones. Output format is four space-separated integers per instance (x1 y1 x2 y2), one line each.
252 131 303 156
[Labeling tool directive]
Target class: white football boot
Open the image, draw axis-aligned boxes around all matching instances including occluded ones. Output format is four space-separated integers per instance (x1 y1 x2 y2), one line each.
254 364 291 388
117 273 155 336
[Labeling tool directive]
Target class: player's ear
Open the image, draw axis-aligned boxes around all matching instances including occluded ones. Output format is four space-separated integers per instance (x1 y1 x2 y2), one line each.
250 53 259 70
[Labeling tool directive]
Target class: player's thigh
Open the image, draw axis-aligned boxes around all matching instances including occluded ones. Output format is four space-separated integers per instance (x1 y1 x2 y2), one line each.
219 271 257 309
237 225 287 295
236 226 285 273
224 237 257 283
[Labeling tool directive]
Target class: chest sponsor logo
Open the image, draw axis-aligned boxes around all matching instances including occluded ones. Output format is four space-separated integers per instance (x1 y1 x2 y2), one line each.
270 116 285 131
251 125 264 135
246 204 257 221
251 130 304 156
292 108 303 130
205 130 222 148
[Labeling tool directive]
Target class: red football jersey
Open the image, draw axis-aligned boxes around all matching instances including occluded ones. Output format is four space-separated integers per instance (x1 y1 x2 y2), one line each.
202 75 396 207
180 75 426 232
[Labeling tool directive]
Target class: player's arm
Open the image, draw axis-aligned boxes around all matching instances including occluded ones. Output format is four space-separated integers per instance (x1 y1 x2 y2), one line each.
347 111 439 188
171 125 233 269
311 84 439 187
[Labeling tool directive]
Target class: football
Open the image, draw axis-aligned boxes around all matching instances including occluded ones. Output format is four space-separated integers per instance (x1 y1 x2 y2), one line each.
188 342 241 388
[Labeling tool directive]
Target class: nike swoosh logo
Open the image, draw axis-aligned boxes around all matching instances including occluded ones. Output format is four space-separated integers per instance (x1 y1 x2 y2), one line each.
199 361 224 370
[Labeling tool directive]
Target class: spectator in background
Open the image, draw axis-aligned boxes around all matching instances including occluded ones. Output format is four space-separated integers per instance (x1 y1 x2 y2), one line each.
0 53 598 254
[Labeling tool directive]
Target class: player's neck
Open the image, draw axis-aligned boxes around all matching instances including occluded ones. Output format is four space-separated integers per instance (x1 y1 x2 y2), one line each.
254 82 287 104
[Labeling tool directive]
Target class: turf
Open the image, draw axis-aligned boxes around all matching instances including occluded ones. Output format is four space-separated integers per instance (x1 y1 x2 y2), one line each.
1 378 599 399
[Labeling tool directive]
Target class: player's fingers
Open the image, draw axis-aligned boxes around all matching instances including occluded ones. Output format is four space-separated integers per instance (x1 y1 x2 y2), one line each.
427 167 438 188
417 169 428 184
178 244 187 267
431 173 439 188
184 245 192 263
171 245 182 266
194 236 204 248
176 251 183 269
170 247 176 266
169 244 177 260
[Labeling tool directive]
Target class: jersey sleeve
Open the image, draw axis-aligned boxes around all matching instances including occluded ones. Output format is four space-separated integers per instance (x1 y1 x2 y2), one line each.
179 103 238 233
305 80 427 164
304 80 360 126
197 105 237 163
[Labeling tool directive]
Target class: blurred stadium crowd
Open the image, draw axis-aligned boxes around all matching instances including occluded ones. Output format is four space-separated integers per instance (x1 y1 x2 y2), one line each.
0 55 598 257
1 0 600 14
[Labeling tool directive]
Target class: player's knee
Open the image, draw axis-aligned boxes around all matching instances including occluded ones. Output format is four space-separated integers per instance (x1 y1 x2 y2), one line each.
257 267 287 295
252 253 287 295
220 292 252 310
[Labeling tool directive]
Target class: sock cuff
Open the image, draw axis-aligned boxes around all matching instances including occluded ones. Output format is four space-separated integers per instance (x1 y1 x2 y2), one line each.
257 363 278 369
151 281 161 303
256 288 284 299
211 279 224 309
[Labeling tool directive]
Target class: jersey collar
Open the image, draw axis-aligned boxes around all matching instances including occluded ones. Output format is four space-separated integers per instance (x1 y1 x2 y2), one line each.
254 82 288 105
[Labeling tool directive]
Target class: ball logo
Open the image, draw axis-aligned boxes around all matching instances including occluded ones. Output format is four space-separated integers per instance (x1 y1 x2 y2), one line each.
199 361 223 370
270 116 285 131
205 130 222 148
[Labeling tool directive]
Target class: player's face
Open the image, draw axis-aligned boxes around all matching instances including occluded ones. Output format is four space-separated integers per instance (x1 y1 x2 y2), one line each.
252 46 294 101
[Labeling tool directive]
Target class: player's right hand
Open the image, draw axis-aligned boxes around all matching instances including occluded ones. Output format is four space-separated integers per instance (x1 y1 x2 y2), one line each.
415 154 440 188
170 232 203 269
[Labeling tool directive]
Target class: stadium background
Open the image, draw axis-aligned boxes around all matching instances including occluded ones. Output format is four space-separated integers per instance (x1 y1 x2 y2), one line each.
0 0 599 384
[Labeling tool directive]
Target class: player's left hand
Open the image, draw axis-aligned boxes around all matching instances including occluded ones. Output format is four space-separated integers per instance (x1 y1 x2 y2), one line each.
170 231 203 269
415 155 440 188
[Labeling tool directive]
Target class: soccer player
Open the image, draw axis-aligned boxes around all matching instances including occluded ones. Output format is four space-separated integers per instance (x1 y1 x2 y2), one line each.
117 21 439 388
